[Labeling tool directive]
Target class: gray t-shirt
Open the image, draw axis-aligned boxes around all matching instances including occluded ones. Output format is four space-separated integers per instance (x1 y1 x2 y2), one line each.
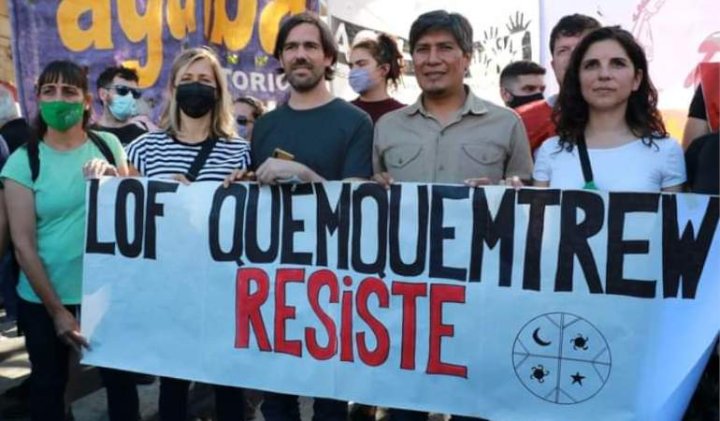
251 98 373 180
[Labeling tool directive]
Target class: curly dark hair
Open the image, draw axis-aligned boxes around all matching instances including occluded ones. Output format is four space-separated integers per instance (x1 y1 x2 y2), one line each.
553 26 667 150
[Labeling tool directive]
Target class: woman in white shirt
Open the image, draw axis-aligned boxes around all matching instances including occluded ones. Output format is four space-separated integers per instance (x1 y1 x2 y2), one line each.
533 26 685 192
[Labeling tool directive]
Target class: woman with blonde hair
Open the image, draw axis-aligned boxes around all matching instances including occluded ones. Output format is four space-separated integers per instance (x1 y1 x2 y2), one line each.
126 46 250 421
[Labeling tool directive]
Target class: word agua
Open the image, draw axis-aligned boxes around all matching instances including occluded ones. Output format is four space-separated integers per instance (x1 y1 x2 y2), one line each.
57 0 305 87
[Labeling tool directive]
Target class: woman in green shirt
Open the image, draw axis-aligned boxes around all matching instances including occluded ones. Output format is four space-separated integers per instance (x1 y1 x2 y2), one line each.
1 60 128 421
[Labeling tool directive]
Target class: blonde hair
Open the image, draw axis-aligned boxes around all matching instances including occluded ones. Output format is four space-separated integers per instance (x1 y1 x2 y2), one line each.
160 47 236 139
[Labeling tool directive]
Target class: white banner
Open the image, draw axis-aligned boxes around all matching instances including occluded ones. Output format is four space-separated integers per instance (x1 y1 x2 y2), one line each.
82 179 719 421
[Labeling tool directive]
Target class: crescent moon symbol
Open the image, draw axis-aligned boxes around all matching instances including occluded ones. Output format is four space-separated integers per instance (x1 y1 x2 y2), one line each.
532 327 552 347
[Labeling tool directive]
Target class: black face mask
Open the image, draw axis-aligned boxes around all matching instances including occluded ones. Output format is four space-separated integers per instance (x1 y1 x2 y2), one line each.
176 82 217 118
507 92 545 109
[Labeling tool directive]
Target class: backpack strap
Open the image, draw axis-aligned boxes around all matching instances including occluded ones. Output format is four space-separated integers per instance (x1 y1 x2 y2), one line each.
576 135 597 190
0 134 8 167
29 131 116 182
87 130 116 166
28 139 40 183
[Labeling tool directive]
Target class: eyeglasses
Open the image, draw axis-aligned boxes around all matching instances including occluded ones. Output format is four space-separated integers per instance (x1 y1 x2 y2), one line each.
236 116 253 126
109 85 142 99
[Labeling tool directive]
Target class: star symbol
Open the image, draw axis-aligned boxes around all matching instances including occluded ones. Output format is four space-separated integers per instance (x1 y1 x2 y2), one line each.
571 372 586 386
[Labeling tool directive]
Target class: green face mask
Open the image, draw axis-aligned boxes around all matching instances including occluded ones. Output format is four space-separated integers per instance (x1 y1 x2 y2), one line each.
39 101 85 132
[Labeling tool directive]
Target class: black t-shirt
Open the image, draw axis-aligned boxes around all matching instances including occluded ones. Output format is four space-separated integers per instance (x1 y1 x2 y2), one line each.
688 86 707 120
251 98 373 180
685 132 718 194
92 123 148 146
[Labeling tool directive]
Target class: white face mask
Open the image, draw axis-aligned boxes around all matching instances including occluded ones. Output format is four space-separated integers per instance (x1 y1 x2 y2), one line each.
108 93 137 121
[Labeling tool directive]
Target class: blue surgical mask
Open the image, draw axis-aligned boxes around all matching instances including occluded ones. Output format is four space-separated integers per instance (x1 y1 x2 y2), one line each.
236 123 249 139
108 93 137 121
349 68 375 94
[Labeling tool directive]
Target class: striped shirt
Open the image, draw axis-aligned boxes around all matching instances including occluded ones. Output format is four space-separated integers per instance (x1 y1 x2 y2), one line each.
126 131 251 181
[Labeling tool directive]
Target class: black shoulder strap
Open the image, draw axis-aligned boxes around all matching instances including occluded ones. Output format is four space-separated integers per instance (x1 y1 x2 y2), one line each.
0 134 7 166
186 138 216 182
28 140 40 182
87 131 116 166
29 131 116 182
576 135 597 190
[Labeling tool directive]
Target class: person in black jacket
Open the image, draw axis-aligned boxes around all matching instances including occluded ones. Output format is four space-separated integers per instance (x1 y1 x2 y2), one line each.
0 84 25 324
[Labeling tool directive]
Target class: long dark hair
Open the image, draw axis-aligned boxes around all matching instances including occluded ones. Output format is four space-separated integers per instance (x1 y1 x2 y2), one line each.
553 26 667 150
352 33 405 89
33 60 91 140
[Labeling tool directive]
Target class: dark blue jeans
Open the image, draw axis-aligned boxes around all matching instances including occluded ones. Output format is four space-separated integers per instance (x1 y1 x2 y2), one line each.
0 251 19 321
159 376 246 421
98 367 140 421
18 299 75 421
261 392 347 421
19 299 140 420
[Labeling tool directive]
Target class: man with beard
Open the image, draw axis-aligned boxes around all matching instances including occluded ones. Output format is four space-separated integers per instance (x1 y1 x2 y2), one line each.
250 12 373 186
247 11 373 421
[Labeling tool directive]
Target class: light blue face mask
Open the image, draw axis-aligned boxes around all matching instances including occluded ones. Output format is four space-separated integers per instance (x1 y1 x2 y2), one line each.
348 68 375 94
108 93 137 121
236 123 249 140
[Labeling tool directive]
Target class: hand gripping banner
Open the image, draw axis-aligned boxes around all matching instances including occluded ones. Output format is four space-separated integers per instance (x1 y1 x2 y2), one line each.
82 179 719 421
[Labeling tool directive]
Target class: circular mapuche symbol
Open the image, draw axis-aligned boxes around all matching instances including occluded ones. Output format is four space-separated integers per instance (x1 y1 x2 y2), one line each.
512 312 611 405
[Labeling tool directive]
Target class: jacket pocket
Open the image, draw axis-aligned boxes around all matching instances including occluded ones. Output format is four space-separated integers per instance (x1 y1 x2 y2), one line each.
460 144 505 180
385 144 423 169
